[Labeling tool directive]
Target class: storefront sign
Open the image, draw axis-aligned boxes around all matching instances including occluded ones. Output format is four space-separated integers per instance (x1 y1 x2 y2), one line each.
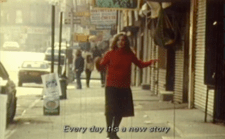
64 18 81 24
74 34 89 42
90 9 116 25
74 12 90 17
93 0 138 9
90 30 100 35
96 25 112 30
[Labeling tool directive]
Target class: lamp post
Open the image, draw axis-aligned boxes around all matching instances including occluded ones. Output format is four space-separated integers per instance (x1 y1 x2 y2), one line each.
51 4 55 73
58 12 63 75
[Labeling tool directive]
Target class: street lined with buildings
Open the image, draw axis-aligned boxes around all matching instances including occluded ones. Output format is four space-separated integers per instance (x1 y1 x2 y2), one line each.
5 82 225 139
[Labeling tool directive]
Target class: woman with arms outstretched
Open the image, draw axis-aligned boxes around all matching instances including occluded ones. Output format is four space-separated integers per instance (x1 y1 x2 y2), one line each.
97 33 158 139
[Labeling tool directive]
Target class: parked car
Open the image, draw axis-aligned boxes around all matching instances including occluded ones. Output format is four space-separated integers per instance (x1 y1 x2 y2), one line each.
18 61 51 86
0 62 17 124
2 41 20 51
44 47 66 65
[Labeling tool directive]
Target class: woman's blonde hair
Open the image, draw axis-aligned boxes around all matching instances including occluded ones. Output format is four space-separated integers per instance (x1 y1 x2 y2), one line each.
110 32 131 52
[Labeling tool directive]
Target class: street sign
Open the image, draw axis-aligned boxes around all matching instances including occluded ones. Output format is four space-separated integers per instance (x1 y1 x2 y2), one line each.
93 0 138 9
74 34 89 42
74 12 90 17
68 12 90 17
64 19 81 24
96 25 112 30
90 9 117 25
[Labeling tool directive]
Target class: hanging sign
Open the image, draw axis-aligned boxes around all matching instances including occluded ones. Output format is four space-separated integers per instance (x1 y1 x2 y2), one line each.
92 0 139 9
90 9 116 25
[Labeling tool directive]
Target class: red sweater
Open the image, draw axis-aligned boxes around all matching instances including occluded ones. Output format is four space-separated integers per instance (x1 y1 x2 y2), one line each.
100 48 154 88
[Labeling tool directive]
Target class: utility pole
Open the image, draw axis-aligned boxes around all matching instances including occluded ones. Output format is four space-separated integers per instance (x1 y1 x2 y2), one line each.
51 5 55 73
66 0 76 79
70 0 77 48
58 12 63 75
70 7 74 48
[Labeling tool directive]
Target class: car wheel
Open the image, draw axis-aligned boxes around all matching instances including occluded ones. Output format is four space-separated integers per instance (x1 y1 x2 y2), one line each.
11 97 17 121
7 95 16 124
18 81 22 87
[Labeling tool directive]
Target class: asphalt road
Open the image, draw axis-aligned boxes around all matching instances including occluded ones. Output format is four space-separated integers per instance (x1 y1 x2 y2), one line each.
0 50 101 127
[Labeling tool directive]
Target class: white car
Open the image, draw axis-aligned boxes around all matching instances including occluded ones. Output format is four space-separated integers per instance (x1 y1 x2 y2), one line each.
44 47 66 65
2 41 20 51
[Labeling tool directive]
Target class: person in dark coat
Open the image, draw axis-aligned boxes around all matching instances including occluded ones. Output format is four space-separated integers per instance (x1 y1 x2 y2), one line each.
92 46 102 60
74 49 84 89
92 45 106 87
96 33 158 139
85 54 94 88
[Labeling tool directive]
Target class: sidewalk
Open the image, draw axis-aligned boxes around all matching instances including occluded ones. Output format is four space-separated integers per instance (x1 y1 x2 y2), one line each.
6 81 225 139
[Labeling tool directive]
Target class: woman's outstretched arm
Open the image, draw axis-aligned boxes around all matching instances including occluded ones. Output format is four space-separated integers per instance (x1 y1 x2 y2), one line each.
132 53 158 68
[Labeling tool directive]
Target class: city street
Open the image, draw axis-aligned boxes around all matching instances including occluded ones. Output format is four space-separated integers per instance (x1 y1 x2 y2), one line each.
2 52 225 139
5 81 225 139
5 81 180 139
1 0 225 138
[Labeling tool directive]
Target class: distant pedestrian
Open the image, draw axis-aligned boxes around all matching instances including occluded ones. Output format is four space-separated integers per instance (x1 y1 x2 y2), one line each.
85 54 94 88
96 33 158 139
92 45 106 87
92 46 102 60
74 49 84 89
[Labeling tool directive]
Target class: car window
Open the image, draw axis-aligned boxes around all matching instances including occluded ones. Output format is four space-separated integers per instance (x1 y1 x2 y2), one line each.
22 61 49 69
0 62 9 80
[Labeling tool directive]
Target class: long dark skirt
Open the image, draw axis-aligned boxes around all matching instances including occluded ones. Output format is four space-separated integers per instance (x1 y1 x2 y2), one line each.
105 86 134 117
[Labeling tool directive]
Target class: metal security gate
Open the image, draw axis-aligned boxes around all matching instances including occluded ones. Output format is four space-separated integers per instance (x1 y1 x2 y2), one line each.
174 50 184 103
149 33 158 94
158 46 167 92
154 44 159 94
194 0 214 115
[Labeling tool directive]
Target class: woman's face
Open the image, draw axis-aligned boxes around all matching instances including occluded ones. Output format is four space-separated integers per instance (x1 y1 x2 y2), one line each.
117 36 126 48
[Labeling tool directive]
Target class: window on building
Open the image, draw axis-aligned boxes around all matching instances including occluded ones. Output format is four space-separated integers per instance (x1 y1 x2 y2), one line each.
77 0 81 5
0 11 4 23
30 11 36 23
6 13 10 23
16 10 23 24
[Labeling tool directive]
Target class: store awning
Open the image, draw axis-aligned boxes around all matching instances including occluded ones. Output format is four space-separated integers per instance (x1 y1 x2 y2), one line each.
145 0 189 2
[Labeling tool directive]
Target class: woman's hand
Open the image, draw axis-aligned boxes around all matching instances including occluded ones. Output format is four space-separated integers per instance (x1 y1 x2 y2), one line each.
153 59 158 63
95 56 103 72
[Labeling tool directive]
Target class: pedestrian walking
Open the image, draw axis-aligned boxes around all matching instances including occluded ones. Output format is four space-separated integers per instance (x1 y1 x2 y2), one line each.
92 45 102 60
85 54 94 88
96 33 158 139
74 49 84 89
92 45 106 87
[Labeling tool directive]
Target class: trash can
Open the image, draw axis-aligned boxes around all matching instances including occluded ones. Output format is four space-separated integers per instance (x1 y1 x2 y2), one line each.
59 76 67 99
